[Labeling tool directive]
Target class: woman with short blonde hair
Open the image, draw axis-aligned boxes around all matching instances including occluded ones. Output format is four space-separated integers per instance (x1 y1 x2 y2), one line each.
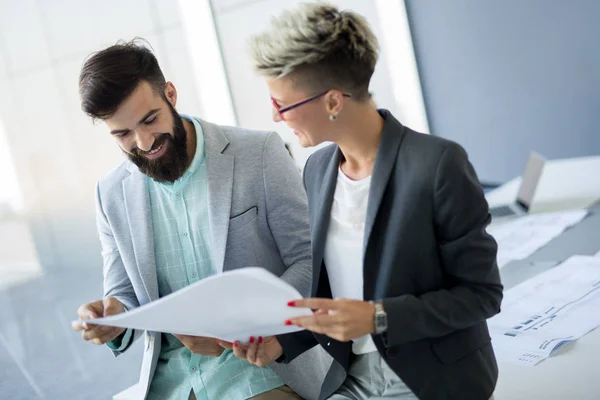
229 3 502 400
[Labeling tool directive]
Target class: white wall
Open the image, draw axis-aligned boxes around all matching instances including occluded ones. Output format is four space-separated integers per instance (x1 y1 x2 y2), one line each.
210 0 411 167
0 0 207 270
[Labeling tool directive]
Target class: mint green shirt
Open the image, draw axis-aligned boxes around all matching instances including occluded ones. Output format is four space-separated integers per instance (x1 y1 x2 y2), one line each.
111 117 283 400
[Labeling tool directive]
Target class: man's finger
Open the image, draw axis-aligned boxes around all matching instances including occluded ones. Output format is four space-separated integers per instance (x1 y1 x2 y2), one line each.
77 304 98 320
89 329 121 346
94 329 123 345
216 340 234 350
72 320 85 331
103 297 124 317
82 326 113 341
173 334 191 345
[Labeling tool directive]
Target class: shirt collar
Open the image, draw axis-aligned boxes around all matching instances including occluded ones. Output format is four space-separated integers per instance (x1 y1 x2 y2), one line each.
181 114 205 177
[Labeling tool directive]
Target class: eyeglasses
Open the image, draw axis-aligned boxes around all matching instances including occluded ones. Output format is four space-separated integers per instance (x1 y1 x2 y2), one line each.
271 90 352 121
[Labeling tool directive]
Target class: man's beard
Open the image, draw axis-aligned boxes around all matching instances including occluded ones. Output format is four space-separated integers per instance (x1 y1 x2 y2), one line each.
126 104 189 183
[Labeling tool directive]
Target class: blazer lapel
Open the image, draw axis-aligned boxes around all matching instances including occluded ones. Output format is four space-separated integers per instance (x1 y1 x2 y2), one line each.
363 111 406 255
202 120 234 274
310 147 341 296
122 164 159 301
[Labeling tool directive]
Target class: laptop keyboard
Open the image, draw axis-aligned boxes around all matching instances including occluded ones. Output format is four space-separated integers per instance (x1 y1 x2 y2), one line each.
490 205 517 218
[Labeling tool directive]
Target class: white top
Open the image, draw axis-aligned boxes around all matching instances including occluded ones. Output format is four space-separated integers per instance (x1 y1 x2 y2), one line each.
324 168 378 354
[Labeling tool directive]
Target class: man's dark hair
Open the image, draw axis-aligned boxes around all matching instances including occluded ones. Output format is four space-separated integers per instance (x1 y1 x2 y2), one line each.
79 38 166 120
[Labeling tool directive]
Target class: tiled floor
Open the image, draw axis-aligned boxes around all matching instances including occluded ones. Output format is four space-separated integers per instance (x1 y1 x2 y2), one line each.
0 265 142 399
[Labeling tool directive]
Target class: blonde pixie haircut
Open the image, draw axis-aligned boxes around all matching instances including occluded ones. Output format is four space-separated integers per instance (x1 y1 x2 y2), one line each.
250 2 379 101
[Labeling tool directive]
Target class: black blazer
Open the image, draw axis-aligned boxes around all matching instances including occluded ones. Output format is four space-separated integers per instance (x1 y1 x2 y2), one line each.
278 110 503 400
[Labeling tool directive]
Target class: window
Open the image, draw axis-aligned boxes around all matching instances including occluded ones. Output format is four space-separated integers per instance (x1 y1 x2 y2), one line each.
0 119 23 216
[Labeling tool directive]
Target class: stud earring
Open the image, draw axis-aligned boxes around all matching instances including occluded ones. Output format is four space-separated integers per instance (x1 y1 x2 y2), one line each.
329 114 337 121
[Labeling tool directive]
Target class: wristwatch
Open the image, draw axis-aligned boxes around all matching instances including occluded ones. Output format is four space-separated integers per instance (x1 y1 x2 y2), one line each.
372 300 388 334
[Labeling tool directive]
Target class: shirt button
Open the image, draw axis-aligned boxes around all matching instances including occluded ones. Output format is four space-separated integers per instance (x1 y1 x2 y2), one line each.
191 272 196 277
175 193 180 198
183 232 188 237
191 367 196 372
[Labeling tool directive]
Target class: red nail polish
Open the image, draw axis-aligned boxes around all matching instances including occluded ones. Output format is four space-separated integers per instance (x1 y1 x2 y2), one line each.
284 320 292 326
258 336 263 344
233 342 238 348
249 337 255 344
287 301 295 307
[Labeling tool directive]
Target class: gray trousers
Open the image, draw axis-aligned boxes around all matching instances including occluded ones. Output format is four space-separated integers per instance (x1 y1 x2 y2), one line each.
328 352 417 400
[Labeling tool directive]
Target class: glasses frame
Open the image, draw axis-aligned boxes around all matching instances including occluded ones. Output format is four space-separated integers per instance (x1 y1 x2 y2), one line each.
271 90 352 120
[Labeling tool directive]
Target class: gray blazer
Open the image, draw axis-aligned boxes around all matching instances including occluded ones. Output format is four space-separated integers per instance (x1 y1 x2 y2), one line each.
95 117 328 399
278 110 503 400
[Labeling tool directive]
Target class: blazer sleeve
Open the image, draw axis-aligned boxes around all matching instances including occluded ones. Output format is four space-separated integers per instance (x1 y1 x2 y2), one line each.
261 132 313 297
276 330 320 364
96 183 142 355
381 143 503 347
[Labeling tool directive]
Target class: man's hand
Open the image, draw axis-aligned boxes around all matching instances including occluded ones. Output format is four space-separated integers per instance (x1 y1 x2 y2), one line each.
72 297 126 345
218 336 283 367
287 298 375 342
174 335 225 357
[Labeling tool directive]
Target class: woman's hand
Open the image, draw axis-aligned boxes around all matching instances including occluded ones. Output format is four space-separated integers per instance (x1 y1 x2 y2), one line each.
287 298 375 342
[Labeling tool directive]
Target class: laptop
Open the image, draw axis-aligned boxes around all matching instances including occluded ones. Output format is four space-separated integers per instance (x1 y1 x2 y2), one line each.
489 152 546 220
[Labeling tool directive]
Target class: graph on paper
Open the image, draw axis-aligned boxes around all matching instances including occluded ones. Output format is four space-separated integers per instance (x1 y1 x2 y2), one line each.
488 256 600 366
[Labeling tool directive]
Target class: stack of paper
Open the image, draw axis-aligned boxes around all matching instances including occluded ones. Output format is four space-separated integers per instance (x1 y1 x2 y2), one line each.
489 256 600 366
487 210 588 268
77 267 312 342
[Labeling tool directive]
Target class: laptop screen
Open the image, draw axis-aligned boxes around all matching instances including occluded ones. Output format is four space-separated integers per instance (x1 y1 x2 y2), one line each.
516 152 546 211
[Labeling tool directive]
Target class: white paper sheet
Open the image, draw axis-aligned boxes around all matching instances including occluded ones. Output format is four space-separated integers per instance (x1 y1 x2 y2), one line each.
487 210 588 268
488 256 600 366
76 267 313 342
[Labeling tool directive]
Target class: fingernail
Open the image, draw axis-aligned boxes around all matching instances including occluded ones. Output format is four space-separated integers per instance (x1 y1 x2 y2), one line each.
284 320 292 326
233 342 238 348
249 337 255 344
287 301 295 307
258 336 263 344
82 323 89 329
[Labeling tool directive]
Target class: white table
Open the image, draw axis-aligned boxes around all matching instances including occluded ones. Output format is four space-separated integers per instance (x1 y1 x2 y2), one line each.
487 155 600 400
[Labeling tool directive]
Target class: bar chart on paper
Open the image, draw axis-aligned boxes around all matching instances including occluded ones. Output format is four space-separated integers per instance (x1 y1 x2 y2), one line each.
488 256 600 366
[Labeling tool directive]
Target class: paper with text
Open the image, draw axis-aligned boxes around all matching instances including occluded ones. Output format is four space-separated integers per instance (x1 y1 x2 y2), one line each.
487 210 588 268
489 256 600 366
